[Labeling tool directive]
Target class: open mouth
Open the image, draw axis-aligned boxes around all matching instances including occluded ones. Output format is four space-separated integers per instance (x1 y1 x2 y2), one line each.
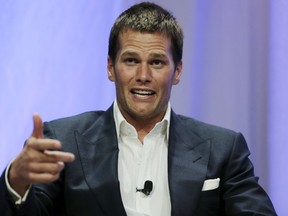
131 89 156 96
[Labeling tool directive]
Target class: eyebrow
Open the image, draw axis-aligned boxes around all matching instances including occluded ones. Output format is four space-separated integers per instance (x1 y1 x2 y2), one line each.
120 51 168 59
120 51 138 57
149 53 168 59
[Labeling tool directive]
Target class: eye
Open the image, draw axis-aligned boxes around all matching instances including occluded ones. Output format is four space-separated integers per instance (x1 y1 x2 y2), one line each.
151 60 165 68
125 58 138 65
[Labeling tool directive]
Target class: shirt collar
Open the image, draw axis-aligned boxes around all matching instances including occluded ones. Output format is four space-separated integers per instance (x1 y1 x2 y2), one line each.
113 99 171 140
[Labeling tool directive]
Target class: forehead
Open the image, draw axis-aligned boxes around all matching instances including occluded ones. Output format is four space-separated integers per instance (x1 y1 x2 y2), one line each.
117 30 173 54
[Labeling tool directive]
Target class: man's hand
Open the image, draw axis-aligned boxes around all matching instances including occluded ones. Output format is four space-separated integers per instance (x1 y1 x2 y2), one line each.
8 113 75 196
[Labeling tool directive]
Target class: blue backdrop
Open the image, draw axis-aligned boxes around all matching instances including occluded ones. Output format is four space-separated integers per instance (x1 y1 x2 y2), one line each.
0 1 287 215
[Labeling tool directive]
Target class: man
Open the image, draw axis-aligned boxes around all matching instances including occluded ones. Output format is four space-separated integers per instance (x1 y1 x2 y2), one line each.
0 2 277 216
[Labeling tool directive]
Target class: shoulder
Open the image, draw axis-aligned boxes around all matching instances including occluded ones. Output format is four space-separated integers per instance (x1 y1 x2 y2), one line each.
47 110 105 125
173 113 242 144
43 110 107 136
174 113 251 168
174 113 251 162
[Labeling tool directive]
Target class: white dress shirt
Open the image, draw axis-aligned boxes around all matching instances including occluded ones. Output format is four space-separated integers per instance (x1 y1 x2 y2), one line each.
114 101 171 216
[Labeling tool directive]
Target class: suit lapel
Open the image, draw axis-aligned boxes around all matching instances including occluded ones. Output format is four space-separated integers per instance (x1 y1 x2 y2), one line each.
168 111 211 216
75 106 126 216
72 107 210 215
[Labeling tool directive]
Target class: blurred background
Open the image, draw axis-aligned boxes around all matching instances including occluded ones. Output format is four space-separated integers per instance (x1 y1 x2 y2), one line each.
0 0 287 214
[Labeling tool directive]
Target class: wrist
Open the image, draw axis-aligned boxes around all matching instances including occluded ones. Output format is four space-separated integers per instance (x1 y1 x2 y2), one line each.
8 163 30 197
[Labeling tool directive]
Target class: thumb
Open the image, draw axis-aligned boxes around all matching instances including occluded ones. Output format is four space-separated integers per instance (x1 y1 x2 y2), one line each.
31 113 44 138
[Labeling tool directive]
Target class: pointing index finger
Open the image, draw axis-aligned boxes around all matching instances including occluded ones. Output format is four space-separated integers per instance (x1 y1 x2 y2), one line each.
44 150 75 163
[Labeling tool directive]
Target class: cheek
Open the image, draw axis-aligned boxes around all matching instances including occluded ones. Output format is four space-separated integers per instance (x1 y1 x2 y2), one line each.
113 70 124 84
114 65 133 82
159 79 175 99
115 76 130 90
158 74 175 90
114 72 131 94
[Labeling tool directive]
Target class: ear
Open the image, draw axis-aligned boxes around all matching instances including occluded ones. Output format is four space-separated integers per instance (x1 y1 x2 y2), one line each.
173 60 183 85
107 56 115 82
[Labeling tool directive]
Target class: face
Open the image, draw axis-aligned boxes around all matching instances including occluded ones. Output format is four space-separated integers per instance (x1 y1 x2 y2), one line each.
107 30 182 127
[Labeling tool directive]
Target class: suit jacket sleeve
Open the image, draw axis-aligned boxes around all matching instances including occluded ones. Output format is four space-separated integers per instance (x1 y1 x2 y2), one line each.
168 113 277 215
0 122 65 216
218 133 276 215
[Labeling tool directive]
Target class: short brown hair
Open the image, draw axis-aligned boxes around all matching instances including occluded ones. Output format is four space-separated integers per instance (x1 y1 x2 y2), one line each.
108 2 183 67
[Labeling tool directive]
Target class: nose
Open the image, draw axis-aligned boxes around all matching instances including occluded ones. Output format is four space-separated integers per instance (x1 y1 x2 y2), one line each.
136 63 152 83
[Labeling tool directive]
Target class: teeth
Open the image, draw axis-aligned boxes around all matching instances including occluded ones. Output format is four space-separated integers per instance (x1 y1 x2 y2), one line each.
132 90 154 95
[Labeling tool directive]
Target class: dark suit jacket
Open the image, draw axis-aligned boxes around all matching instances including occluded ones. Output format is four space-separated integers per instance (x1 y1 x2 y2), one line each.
0 105 277 215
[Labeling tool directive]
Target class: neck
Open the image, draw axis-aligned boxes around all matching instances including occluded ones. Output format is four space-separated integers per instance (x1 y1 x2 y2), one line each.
124 114 164 143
